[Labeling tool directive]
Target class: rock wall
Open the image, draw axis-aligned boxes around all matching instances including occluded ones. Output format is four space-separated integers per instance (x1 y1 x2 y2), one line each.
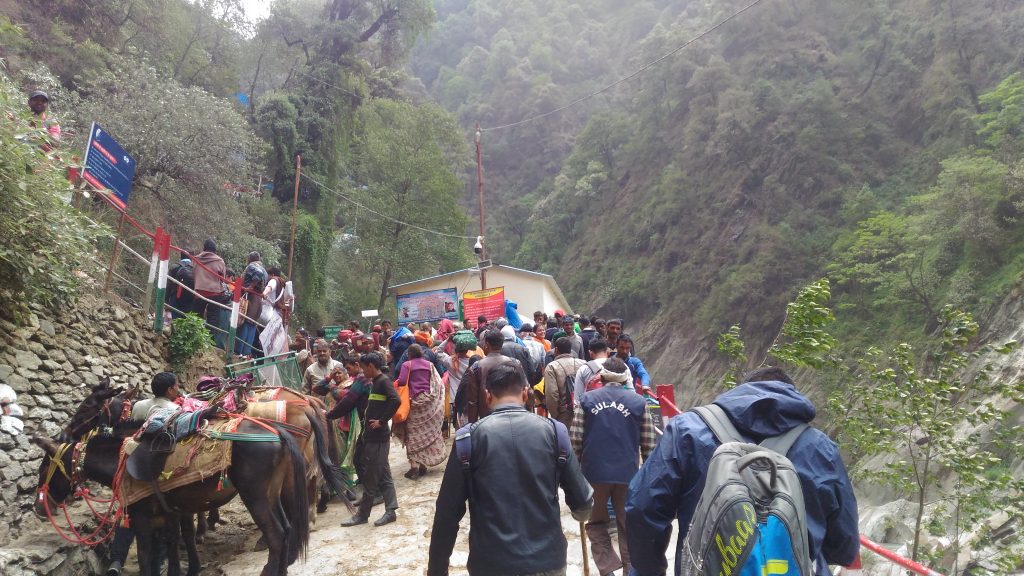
0 293 168 548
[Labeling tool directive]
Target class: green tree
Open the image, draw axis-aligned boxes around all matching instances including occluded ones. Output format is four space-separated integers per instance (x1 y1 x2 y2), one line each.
830 211 939 323
349 98 471 310
68 60 280 289
977 73 1024 157
833 308 1024 571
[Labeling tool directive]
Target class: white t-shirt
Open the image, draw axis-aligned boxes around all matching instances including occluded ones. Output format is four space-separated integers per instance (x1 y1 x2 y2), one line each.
0 383 23 435
131 396 180 421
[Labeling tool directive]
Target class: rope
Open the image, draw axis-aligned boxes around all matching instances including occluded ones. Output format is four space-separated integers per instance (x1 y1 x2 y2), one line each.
204 431 280 442
84 255 146 294
480 0 770 132
301 173 477 239
93 190 156 239
117 238 151 265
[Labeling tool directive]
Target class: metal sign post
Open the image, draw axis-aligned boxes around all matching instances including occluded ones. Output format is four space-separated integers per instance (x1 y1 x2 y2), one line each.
102 211 127 293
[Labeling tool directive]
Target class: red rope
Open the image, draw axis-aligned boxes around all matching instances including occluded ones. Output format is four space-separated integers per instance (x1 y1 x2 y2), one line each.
39 438 132 547
94 190 155 240
92 182 263 295
40 484 122 546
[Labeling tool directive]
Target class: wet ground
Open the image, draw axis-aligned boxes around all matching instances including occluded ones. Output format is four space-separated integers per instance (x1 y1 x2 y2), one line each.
117 437 676 575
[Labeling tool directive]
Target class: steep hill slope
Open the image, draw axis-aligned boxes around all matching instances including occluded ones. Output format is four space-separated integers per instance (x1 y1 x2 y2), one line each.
414 0 1024 388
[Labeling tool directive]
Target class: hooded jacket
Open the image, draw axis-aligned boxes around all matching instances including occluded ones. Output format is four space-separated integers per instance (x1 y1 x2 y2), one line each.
625 381 859 576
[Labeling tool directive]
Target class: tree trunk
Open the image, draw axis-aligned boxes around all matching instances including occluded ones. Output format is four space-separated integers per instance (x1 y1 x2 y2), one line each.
911 444 933 562
377 220 405 311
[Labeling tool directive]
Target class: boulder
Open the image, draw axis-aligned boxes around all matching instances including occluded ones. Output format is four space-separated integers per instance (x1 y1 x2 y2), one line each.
12 351 40 371
7 374 30 393
26 342 48 359
37 319 55 338
39 361 61 374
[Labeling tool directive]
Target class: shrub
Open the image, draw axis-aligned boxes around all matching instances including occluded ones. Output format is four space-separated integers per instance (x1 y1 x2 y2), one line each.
169 313 215 372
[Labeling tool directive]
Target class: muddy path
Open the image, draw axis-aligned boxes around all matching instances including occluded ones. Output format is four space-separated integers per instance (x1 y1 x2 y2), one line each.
116 436 676 575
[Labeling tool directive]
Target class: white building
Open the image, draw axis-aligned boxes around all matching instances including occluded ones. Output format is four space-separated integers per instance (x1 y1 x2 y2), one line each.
389 265 573 323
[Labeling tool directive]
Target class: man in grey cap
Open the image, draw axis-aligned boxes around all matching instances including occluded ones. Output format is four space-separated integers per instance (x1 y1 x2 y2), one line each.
27 90 61 144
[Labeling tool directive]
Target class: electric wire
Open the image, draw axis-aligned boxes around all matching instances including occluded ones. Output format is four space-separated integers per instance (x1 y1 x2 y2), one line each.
480 0 770 132
301 173 477 240
291 69 362 98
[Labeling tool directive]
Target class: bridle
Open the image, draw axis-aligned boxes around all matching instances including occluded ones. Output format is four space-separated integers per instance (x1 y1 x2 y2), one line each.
38 429 126 546
41 428 95 492
60 394 131 442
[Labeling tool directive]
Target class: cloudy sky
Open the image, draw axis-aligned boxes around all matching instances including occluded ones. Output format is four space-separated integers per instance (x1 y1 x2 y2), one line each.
239 0 272 22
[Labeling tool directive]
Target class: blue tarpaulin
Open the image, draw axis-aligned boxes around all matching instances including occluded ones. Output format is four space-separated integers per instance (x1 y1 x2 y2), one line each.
505 300 523 330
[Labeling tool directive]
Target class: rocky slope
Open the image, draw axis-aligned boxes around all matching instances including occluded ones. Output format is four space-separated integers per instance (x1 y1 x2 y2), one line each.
0 292 169 574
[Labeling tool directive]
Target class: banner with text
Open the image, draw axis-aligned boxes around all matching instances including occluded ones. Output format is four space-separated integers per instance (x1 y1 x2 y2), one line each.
462 287 506 329
396 288 459 325
82 122 136 210
323 326 342 341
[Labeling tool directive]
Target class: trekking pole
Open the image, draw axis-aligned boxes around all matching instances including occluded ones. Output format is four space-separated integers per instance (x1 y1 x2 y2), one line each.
579 521 590 576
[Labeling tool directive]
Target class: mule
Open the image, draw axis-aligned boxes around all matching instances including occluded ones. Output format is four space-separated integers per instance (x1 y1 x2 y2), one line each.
36 382 350 576
35 416 308 576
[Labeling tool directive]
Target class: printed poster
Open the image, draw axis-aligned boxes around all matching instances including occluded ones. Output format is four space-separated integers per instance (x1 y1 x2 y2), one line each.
396 288 459 325
462 287 506 329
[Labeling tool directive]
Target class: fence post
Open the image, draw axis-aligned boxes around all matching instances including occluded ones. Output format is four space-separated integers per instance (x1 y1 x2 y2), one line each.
103 211 128 293
143 226 163 314
153 232 171 333
226 281 242 362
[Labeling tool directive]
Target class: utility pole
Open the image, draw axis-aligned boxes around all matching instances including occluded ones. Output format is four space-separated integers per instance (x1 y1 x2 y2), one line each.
475 124 487 290
288 155 301 279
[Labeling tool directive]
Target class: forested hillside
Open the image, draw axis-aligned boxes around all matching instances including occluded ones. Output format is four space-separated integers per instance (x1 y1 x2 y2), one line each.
413 0 1024 387
1 0 471 327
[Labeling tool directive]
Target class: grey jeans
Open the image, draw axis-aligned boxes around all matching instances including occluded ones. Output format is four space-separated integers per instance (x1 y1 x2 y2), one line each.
357 440 398 517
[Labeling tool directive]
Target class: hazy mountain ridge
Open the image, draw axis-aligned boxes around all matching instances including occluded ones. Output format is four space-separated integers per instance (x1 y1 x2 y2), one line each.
414 0 1024 386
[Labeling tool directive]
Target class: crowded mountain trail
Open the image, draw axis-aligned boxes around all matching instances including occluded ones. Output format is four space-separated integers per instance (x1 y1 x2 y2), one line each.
110 438 680 576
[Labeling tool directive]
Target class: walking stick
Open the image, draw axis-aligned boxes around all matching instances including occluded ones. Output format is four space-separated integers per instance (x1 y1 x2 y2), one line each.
580 521 591 576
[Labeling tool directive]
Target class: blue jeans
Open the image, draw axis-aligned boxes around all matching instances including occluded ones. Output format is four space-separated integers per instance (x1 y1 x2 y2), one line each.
235 322 257 355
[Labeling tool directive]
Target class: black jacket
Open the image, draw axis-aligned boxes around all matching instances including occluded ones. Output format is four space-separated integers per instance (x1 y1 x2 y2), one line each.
361 373 400 443
502 340 540 385
428 404 594 576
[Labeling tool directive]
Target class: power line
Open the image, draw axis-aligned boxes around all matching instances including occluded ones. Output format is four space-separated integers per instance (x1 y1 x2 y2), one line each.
301 173 478 240
292 69 362 99
480 0 770 132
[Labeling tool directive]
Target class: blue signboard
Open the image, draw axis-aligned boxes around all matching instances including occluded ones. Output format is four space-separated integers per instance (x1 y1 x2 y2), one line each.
82 122 136 210
396 288 460 325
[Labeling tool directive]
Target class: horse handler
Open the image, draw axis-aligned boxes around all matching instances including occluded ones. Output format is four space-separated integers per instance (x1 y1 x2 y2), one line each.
339 352 401 527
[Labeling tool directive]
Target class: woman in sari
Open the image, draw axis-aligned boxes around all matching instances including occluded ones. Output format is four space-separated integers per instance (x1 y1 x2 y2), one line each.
394 344 446 479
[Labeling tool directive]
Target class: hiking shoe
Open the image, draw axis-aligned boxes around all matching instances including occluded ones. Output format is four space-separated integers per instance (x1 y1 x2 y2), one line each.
340 515 368 527
105 561 123 576
373 511 397 527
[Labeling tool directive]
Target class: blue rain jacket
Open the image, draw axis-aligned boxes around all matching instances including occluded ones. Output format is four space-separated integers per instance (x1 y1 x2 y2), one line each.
625 381 860 576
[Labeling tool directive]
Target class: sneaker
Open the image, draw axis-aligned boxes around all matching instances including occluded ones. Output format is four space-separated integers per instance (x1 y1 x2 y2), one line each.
340 515 368 527
105 561 123 576
373 511 397 527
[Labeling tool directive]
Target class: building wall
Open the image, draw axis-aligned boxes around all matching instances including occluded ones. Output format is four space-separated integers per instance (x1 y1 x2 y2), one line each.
392 268 570 321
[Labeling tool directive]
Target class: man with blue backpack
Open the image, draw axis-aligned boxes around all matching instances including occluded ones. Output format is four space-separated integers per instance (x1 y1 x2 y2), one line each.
625 367 859 576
